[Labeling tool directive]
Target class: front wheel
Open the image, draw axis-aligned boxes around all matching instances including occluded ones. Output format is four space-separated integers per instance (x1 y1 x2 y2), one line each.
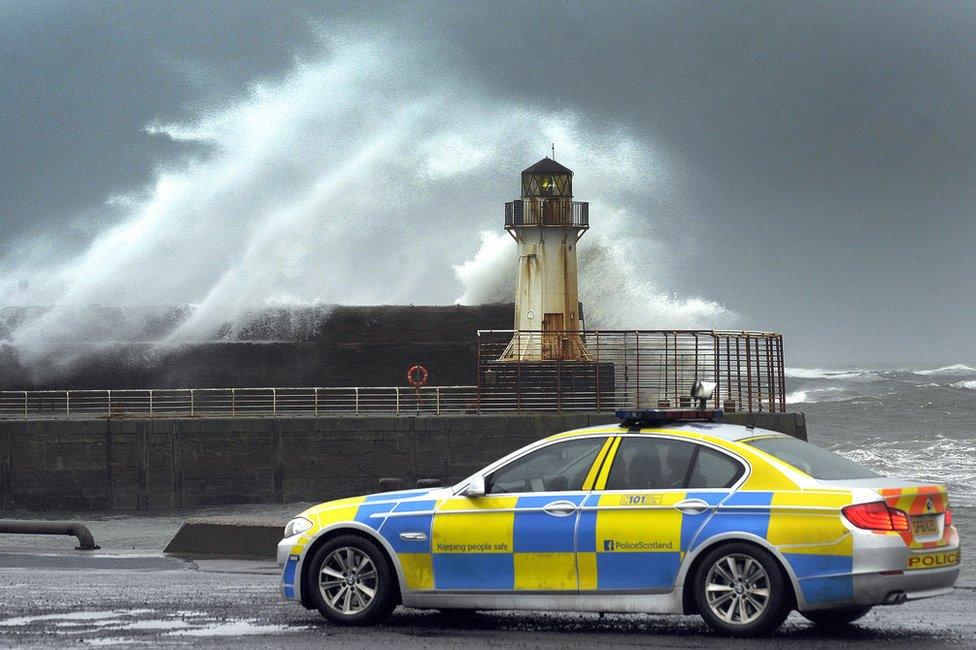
306 534 397 625
694 543 790 637
801 606 872 626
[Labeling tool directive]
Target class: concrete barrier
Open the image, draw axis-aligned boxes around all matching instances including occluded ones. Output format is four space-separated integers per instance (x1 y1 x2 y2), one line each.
163 516 284 558
0 412 805 511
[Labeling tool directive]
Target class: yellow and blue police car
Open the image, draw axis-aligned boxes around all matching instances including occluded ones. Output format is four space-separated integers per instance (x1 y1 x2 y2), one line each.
277 409 960 636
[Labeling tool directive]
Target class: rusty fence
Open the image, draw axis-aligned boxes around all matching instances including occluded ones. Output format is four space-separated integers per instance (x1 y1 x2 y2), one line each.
0 330 785 419
478 330 786 413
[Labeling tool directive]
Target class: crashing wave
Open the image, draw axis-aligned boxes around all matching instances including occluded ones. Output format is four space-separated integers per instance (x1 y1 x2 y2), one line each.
785 387 847 404
917 364 976 376
785 367 869 380
949 380 976 390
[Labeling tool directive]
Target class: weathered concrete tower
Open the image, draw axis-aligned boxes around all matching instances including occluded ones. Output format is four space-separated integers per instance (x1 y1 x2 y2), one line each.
500 157 591 361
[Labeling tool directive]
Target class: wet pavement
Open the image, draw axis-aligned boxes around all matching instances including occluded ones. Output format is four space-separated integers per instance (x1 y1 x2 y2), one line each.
0 505 971 648
0 549 971 648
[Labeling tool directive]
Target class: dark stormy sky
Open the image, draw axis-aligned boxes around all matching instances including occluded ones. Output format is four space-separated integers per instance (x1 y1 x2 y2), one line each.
1 1 974 367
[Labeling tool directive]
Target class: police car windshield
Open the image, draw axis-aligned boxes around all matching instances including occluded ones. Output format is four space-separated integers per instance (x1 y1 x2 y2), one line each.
746 436 881 480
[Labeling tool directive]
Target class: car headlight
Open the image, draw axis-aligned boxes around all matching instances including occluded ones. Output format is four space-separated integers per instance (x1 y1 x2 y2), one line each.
284 517 313 538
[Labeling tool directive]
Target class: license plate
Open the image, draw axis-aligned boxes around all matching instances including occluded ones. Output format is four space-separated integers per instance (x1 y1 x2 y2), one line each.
907 550 960 571
911 516 938 535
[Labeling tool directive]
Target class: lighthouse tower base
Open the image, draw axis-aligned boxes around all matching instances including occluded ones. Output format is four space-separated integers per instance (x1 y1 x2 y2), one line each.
498 331 593 362
479 359 616 411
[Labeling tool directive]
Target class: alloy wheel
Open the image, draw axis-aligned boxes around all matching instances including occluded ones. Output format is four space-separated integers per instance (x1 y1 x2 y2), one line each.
704 553 771 625
318 546 379 615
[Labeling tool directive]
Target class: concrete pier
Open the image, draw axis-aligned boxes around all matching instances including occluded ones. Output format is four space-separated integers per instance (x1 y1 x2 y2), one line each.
0 412 805 511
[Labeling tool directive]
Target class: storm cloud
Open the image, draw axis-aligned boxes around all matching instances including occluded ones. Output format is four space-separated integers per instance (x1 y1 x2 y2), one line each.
1 1 975 366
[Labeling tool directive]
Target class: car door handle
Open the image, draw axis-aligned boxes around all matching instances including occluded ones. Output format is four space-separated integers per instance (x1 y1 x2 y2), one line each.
674 498 711 515
543 500 578 517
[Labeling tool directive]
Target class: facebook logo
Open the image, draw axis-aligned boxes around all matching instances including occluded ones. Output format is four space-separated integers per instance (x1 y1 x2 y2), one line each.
603 540 615 551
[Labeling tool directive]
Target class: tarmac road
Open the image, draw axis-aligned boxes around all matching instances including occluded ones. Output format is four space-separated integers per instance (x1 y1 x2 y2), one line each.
0 550 973 649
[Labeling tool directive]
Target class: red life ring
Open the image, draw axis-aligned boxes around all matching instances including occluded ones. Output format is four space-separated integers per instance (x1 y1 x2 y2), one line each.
406 365 429 388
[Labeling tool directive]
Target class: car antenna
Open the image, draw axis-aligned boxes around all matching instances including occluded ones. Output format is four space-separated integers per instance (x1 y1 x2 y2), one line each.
747 410 760 432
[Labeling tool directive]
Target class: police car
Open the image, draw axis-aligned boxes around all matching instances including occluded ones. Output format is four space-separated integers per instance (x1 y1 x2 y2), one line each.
277 409 960 636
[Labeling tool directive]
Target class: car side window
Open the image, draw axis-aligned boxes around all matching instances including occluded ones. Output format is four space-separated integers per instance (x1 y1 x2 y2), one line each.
486 437 607 494
604 438 696 490
686 446 744 488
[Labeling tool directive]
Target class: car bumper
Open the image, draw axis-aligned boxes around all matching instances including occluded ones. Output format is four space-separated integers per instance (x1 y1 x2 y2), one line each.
278 535 304 601
854 564 959 605
278 535 299 566
800 526 960 611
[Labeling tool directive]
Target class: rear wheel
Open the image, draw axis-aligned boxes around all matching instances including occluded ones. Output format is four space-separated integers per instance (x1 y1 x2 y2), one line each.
801 606 872 626
306 534 397 625
694 543 790 637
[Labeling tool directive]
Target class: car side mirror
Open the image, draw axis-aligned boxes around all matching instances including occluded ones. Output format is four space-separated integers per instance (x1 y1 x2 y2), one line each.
462 475 486 497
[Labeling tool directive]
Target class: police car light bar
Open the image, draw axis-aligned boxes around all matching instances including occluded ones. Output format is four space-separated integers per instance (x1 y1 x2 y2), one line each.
615 408 724 426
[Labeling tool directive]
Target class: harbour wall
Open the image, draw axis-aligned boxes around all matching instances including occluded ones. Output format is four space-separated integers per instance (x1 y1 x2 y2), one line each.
0 412 805 511
0 304 514 390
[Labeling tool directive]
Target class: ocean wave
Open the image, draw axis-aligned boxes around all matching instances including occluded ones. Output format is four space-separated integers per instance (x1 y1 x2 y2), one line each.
949 380 976 390
785 367 870 380
785 387 846 404
831 437 976 503
916 364 976 376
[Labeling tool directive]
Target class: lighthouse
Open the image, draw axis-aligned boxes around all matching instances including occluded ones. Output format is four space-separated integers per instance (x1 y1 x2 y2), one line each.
500 157 591 361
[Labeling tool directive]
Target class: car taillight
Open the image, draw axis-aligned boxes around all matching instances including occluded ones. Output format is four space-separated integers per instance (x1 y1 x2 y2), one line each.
842 501 910 531
945 509 953 527
889 508 909 531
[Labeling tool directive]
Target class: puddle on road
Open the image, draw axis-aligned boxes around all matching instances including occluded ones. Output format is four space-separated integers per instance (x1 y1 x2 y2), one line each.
106 620 195 631
164 620 301 637
0 611 143 626
0 608 309 643
83 638 154 647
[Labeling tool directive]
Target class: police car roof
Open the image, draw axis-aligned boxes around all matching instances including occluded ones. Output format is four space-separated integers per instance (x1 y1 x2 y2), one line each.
550 422 787 443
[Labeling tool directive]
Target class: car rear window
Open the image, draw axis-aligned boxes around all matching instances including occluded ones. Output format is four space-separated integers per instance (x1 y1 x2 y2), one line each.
746 436 880 480
687 446 744 489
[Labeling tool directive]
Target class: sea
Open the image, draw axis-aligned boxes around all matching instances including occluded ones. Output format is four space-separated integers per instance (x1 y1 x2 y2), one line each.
788 364 974 586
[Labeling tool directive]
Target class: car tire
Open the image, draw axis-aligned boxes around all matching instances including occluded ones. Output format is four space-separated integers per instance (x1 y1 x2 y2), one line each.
694 542 790 637
306 534 398 625
800 606 872 626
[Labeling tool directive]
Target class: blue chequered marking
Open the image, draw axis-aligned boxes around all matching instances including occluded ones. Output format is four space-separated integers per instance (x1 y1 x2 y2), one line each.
680 491 729 550
596 552 682 590
785 553 854 604
379 499 437 553
282 556 298 598
354 501 397 529
364 489 433 502
513 494 585 553
689 491 772 551
433 553 514 590
576 494 602 552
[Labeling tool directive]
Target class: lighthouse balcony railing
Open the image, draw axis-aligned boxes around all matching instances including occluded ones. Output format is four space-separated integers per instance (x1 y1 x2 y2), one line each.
505 199 589 228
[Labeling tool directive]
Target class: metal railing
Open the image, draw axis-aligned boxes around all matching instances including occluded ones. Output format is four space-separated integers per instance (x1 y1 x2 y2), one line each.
0 386 480 420
0 330 786 419
478 329 786 413
504 199 589 229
